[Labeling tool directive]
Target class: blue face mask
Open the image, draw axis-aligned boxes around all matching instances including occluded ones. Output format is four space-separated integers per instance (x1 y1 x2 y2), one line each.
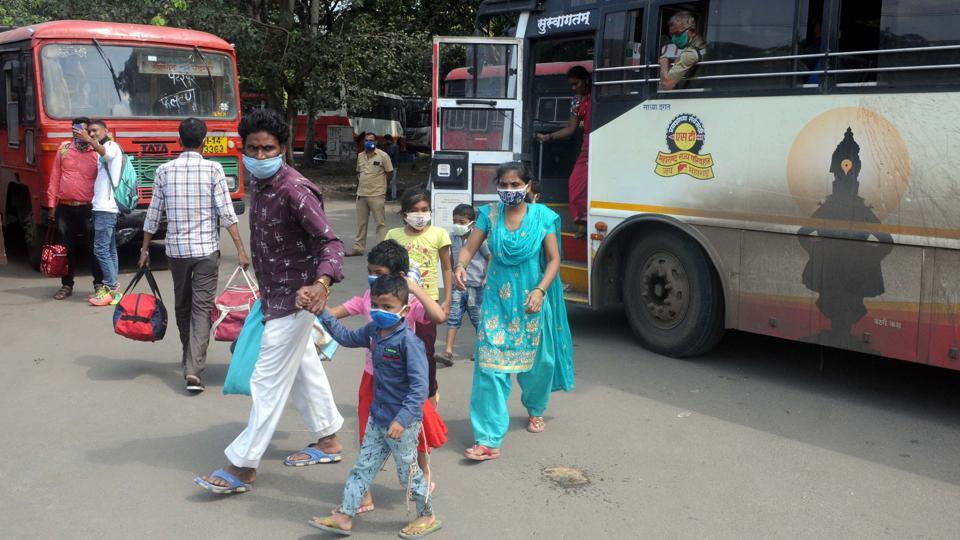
364 140 376 151
370 307 405 329
367 275 378 287
242 154 283 179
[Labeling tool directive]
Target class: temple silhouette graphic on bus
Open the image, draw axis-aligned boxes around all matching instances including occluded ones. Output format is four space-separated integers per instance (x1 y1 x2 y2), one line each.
798 128 894 351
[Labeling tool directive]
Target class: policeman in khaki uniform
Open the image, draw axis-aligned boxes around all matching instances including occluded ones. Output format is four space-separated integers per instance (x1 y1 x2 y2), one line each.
658 11 707 91
348 132 394 257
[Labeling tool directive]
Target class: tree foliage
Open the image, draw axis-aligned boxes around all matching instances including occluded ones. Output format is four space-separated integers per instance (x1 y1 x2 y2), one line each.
1 0 484 159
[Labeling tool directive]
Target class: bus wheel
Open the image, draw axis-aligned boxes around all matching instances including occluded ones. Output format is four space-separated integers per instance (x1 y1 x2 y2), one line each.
623 231 724 357
14 197 43 271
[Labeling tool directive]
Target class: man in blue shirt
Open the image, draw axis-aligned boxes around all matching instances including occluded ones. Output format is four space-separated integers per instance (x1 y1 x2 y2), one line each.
310 274 441 538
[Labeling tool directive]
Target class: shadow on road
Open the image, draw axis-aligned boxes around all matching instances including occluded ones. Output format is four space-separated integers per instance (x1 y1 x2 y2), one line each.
566 305 960 486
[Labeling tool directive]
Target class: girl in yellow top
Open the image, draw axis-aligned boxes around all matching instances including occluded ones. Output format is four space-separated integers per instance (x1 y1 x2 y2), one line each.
386 188 452 405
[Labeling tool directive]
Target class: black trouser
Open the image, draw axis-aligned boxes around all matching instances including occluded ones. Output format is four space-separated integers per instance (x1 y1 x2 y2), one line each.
168 252 220 378
56 203 103 289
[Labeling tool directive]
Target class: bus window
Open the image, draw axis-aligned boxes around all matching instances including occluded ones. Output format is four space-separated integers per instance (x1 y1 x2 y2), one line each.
21 54 36 123
597 9 644 97
698 0 798 91
38 44 238 119
837 0 960 88
438 42 519 99
654 3 709 91
440 107 513 151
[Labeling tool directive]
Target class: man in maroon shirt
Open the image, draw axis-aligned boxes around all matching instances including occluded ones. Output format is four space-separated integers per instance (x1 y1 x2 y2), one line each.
196 109 347 494
44 117 103 300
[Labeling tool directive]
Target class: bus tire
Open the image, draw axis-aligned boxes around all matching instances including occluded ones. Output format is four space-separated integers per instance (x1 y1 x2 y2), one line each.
622 230 724 357
13 193 42 271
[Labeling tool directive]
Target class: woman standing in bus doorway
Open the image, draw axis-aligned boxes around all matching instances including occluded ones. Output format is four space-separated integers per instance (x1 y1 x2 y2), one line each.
454 162 574 461
536 65 592 239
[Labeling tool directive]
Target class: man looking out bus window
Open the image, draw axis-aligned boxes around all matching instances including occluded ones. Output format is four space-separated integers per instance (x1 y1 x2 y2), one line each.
45 117 103 301
658 11 706 91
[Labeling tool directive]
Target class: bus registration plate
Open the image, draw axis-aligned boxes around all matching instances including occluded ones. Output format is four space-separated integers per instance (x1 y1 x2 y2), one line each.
203 136 227 154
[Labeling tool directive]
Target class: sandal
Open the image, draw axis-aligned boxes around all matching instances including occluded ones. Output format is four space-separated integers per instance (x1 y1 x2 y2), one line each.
527 416 546 433
437 351 454 367
464 444 500 461
398 519 443 539
284 445 343 466
185 376 205 393
308 516 352 536
53 285 72 300
193 468 252 495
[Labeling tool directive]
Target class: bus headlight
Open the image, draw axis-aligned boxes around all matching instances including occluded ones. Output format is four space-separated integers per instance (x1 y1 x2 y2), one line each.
226 175 239 191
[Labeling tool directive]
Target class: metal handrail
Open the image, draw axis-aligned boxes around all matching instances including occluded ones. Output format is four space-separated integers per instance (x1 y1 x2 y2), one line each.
594 43 960 86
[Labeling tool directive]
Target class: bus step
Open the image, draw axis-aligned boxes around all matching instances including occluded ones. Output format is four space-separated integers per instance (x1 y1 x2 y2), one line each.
561 233 587 263
560 261 588 293
564 290 589 305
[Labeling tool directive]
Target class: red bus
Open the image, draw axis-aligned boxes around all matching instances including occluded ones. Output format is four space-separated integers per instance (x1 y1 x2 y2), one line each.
0 21 245 267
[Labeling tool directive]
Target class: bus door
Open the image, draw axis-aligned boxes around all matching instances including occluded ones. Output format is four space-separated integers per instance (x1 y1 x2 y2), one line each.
431 36 524 230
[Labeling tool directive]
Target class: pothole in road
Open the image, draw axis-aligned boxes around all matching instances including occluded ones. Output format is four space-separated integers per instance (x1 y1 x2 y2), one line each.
542 466 590 489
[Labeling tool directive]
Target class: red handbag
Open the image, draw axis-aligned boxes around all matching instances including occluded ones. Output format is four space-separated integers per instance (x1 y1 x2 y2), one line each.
113 267 168 342
40 227 69 278
211 266 259 342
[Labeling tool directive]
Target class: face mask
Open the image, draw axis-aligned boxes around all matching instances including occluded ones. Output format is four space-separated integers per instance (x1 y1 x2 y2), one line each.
497 187 527 207
243 154 283 179
364 140 376 151
452 222 473 237
404 212 431 230
367 275 378 287
98 135 110 145
370 307 406 329
671 29 690 49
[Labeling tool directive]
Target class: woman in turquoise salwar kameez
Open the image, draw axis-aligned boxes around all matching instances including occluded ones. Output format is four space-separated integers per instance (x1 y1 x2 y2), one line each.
453 162 575 461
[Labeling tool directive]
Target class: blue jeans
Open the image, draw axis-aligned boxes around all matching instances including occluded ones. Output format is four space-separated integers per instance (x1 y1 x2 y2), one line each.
448 286 483 329
340 417 432 518
92 211 119 289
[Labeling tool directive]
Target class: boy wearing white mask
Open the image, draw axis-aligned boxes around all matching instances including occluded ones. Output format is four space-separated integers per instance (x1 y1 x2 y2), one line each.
441 204 490 365
386 188 452 406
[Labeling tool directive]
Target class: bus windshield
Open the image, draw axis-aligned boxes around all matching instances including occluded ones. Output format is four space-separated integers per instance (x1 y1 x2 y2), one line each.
40 44 238 120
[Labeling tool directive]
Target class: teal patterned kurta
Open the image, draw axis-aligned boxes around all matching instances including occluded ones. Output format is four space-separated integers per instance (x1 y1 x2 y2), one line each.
474 202 575 391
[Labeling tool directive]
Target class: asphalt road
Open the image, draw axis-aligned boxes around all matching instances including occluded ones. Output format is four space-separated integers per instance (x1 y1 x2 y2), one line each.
1 194 959 539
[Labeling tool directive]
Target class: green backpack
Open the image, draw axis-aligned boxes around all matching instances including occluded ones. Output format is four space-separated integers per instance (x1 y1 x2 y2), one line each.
103 152 138 214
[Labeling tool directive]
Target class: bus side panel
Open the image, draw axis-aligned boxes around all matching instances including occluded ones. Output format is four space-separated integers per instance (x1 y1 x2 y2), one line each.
921 248 960 370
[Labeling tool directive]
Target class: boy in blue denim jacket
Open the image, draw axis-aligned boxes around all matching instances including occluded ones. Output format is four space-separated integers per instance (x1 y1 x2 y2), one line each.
309 274 442 538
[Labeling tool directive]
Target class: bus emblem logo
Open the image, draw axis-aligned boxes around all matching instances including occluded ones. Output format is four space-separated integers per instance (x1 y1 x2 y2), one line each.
654 113 715 180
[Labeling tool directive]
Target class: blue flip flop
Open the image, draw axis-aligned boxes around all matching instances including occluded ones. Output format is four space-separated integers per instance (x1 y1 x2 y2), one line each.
193 468 252 494
284 446 343 467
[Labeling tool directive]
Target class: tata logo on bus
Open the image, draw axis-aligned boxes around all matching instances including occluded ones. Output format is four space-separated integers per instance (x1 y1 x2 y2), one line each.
140 143 169 154
654 113 715 180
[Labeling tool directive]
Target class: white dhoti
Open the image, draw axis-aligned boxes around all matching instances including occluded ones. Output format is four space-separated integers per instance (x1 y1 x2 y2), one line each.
224 309 344 468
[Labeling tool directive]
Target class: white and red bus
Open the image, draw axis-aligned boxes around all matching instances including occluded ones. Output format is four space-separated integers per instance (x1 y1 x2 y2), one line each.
242 91 406 152
0 20 246 267
431 0 960 370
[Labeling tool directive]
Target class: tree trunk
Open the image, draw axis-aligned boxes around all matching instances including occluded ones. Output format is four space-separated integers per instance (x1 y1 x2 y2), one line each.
301 107 317 169
285 108 296 164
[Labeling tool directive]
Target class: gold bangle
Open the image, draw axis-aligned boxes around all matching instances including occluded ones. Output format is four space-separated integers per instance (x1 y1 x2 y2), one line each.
455 261 468 270
534 286 547 296
315 278 332 295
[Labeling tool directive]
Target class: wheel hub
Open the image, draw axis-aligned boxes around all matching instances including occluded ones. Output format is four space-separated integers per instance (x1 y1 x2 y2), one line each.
639 251 690 329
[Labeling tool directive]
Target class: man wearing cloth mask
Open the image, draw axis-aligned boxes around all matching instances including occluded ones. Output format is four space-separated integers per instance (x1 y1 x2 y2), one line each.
195 108 346 495
82 119 124 306
347 132 393 257
45 117 103 300
658 11 706 91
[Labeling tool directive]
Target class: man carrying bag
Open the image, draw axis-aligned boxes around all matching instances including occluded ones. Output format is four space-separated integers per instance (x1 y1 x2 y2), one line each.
139 118 249 393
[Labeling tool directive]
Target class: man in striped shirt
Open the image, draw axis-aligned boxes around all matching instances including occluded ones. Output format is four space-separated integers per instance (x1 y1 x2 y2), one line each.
139 118 248 393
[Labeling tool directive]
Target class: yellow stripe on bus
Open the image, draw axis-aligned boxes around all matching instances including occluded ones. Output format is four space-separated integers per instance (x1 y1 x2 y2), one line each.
590 201 960 240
